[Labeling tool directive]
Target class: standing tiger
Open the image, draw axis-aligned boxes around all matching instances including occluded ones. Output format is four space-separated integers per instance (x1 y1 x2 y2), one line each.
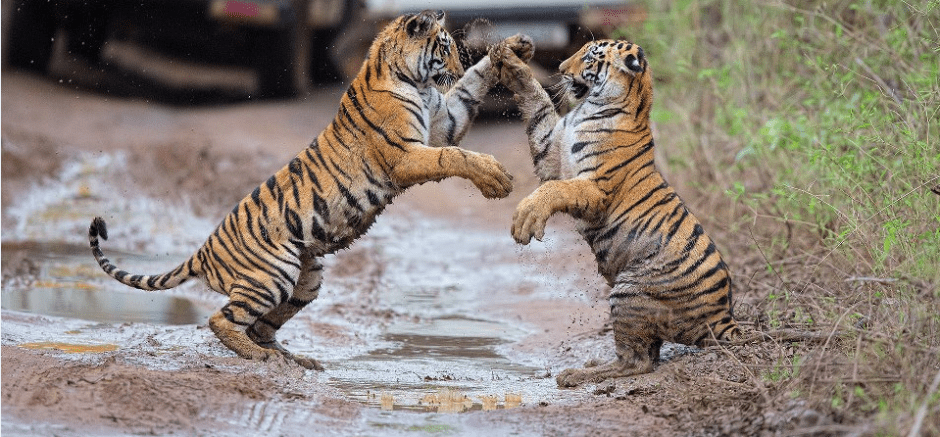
490 37 741 387
88 11 525 370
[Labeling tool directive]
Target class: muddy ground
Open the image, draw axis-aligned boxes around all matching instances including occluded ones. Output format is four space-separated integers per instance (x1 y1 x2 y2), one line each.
2 50 851 436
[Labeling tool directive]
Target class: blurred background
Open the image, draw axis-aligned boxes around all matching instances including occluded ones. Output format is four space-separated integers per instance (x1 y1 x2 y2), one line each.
1 0 642 102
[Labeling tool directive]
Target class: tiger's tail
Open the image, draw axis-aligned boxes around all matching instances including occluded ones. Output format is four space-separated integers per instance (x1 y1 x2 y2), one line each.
88 216 196 291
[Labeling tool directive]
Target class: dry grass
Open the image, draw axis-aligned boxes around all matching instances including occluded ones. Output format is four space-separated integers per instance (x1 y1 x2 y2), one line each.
614 0 940 434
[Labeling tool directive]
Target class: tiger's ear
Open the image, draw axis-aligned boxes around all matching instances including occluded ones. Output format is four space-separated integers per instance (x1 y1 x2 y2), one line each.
406 10 444 38
622 48 645 74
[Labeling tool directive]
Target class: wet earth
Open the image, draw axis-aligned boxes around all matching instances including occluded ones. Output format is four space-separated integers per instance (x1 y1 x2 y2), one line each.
2 51 819 436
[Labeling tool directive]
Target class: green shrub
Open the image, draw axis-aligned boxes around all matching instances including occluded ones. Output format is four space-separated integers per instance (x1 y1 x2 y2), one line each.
619 0 939 432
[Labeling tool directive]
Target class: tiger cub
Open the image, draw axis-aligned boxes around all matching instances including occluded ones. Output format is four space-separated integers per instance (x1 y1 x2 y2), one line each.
491 37 741 387
89 11 525 370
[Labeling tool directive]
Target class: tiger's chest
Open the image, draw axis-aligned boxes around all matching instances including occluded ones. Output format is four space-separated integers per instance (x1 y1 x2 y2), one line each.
559 111 597 180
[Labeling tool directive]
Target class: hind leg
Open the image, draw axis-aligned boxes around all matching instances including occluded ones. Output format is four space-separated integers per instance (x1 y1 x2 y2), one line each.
209 278 295 364
247 257 324 370
556 290 667 387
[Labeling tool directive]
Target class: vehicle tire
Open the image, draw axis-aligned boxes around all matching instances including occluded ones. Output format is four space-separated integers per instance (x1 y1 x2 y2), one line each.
5 0 56 72
254 27 299 99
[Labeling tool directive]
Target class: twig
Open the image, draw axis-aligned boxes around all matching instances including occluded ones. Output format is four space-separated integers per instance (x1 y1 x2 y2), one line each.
854 57 904 108
731 328 847 346
815 377 903 384
908 367 940 437
844 276 898 284
786 424 864 436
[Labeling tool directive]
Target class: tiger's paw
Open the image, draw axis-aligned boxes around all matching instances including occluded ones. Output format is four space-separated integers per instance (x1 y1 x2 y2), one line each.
511 196 551 244
556 367 604 388
241 345 285 363
555 359 654 388
489 35 536 93
469 153 514 199
289 354 325 371
499 33 534 63
254 348 324 371
248 332 291 353
251 337 325 370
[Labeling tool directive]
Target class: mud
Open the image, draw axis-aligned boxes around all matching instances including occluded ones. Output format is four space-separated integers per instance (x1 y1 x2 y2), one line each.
2 69 837 436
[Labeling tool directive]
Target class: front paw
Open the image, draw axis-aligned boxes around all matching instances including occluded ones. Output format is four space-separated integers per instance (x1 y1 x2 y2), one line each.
489 35 535 92
511 196 551 244
500 33 534 63
469 153 514 199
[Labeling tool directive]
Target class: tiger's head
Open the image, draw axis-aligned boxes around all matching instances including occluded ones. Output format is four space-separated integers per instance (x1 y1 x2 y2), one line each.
558 40 652 116
373 10 464 90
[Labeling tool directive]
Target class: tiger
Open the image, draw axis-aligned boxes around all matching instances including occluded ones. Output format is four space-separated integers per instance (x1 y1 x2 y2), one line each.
489 37 741 387
88 10 527 370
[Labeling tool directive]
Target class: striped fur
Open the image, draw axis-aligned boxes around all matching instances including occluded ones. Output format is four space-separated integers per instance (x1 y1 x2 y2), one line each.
88 10 516 370
492 38 740 387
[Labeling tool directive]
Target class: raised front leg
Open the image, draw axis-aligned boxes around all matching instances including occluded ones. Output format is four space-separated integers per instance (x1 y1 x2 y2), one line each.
512 178 607 244
490 35 562 181
427 34 538 148
391 146 513 199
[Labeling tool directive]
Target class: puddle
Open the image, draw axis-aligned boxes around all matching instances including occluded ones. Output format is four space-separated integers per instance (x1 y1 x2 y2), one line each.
2 287 210 325
328 329 543 413
322 309 558 413
2 237 563 414
1 241 214 325
1 151 597 435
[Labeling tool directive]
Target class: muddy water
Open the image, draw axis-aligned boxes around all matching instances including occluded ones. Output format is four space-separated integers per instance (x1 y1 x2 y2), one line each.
2 242 213 325
1 150 599 435
0 222 575 410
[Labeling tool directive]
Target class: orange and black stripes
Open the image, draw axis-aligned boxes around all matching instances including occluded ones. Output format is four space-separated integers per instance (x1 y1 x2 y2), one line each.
88 11 513 370
89 216 195 291
496 38 738 386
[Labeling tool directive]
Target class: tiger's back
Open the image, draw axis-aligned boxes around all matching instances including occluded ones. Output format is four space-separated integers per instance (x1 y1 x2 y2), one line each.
493 38 739 387
89 11 518 370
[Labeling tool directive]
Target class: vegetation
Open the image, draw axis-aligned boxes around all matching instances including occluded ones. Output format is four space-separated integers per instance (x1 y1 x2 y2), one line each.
616 0 939 434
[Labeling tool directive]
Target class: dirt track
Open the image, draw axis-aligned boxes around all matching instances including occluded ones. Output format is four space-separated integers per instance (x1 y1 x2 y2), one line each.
2 63 840 436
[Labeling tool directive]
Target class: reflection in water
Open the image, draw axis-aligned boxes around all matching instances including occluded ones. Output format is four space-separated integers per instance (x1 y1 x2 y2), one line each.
480 395 498 411
505 393 523 409
1 241 211 325
18 341 118 353
416 390 523 413
420 389 474 413
380 392 395 411
2 287 208 325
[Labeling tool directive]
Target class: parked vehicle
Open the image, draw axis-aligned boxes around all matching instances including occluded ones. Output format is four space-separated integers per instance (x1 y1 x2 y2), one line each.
3 0 361 97
342 0 644 82
3 1 640 98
